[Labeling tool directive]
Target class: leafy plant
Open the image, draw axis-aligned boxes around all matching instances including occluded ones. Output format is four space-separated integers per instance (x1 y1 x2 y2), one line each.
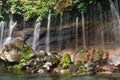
73 0 97 13
15 59 26 70
60 54 71 69
22 44 33 60
0 0 97 21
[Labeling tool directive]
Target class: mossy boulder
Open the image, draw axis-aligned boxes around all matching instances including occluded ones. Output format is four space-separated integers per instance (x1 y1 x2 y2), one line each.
73 52 88 63
0 37 35 62
90 48 109 65
60 54 71 69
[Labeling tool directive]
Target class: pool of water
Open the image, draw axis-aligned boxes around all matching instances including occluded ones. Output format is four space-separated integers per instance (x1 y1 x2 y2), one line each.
0 72 120 80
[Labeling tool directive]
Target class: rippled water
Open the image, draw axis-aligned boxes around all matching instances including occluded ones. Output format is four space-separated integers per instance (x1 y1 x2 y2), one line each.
0 72 120 80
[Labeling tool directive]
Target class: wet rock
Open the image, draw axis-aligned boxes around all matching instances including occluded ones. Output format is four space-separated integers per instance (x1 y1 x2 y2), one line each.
31 69 38 74
73 52 88 63
49 54 60 68
43 62 52 71
53 67 61 73
36 50 47 57
86 71 96 75
0 37 23 62
84 62 94 71
0 37 34 62
68 63 76 71
60 69 70 75
37 69 45 74
109 67 115 73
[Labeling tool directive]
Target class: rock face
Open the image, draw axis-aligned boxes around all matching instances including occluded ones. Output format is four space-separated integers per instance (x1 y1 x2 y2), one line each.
0 37 34 62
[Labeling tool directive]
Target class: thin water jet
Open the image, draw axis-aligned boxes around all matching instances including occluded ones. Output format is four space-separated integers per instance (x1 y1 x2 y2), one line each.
46 10 51 55
81 12 86 49
0 21 6 49
75 17 78 51
97 2 105 50
109 0 120 47
32 22 41 51
4 21 17 45
58 13 63 50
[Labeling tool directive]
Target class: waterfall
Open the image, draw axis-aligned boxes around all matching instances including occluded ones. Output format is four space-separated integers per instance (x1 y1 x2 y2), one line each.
108 0 120 65
4 21 17 45
46 10 51 55
0 21 6 49
97 2 105 50
75 17 78 51
81 12 86 48
58 13 63 50
32 22 41 51
109 0 120 47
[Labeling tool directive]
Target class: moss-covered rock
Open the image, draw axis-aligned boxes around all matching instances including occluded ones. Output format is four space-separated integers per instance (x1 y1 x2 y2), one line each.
0 37 35 62
2 38 34 63
22 43 35 60
60 54 71 69
50 54 60 67
36 50 47 57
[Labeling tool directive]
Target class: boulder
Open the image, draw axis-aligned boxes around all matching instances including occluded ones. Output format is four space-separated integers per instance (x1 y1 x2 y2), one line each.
0 37 34 62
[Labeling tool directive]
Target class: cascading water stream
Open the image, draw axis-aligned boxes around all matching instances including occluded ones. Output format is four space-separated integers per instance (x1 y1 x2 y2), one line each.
81 12 86 49
109 0 120 47
4 21 17 45
46 10 51 55
58 13 63 50
0 21 6 49
32 22 41 51
75 17 78 51
97 2 105 50
114 0 119 15
108 0 120 65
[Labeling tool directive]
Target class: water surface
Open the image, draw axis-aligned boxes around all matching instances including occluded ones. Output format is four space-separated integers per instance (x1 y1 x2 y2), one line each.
0 72 120 80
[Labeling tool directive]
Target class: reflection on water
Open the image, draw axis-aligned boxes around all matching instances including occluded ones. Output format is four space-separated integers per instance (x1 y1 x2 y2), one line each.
0 72 120 80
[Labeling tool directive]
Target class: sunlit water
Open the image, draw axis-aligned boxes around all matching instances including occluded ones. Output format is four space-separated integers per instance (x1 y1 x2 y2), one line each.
75 17 78 51
32 22 41 51
0 21 6 49
46 10 51 56
0 72 120 80
4 22 17 45
97 2 105 50
58 13 63 50
81 12 86 48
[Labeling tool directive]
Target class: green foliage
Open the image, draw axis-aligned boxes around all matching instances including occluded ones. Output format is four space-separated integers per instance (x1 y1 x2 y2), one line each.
16 43 33 70
15 59 26 70
60 54 71 69
8 0 22 14
22 44 33 60
77 2 87 12
0 1 9 20
5 0 57 22
75 60 83 68
7 66 13 71
51 55 60 67
73 0 97 13
0 0 97 21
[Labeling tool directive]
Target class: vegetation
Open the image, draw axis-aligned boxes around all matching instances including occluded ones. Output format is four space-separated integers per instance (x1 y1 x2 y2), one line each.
0 0 97 21
60 54 71 69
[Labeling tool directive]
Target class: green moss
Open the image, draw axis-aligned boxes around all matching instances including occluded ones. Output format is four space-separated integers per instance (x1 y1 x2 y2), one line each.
51 55 60 67
75 60 83 69
82 68 89 73
22 44 33 60
60 54 71 69
15 44 33 70
7 66 13 71
14 59 26 70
